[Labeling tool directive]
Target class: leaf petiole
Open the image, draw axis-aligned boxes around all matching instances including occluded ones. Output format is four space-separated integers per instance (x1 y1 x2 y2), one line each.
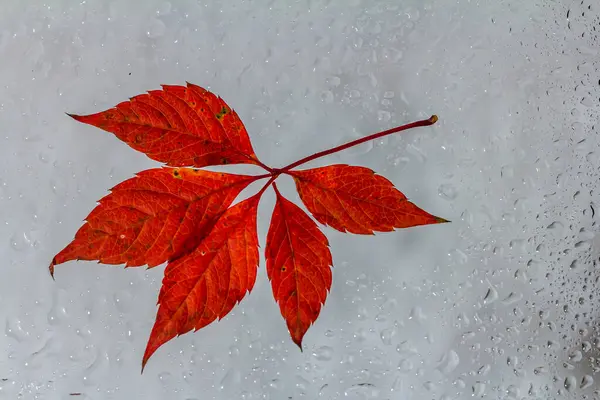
256 175 278 196
252 116 438 194
252 158 275 173
279 115 438 172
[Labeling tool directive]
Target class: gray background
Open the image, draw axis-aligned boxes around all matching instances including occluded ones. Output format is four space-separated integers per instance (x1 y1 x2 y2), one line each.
1 0 599 399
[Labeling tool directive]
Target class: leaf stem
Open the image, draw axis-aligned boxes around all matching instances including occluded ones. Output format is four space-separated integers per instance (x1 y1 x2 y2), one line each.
253 172 273 180
253 158 275 173
256 175 278 197
277 115 438 172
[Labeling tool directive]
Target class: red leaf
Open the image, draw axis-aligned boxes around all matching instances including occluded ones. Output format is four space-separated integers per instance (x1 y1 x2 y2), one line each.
53 83 445 370
265 185 332 349
291 164 448 234
69 82 260 168
49 168 255 276
142 194 260 370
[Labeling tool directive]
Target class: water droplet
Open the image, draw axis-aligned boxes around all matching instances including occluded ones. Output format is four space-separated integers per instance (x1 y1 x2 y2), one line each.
320 90 334 103
477 364 490 376
501 292 523 305
472 382 486 396
547 340 559 349
47 300 68 326
581 375 594 389
582 341 592 352
506 385 520 398
514 269 527 281
534 366 547 375
380 326 396 345
312 346 333 361
353 328 367 342
398 358 413 372
396 341 417 355
547 221 564 230
39 152 50 163
5 318 27 342
219 368 241 390
568 350 582 362
389 155 410 169
483 285 498 305
328 76 341 87
564 376 576 392
156 2 172 15
147 19 166 38
228 345 240 357
437 349 460 374
438 183 458 200
377 110 391 122
409 306 426 321
10 232 32 251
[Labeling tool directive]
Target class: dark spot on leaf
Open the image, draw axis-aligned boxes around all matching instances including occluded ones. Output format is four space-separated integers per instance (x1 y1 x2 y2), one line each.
216 107 229 120
281 266 287 272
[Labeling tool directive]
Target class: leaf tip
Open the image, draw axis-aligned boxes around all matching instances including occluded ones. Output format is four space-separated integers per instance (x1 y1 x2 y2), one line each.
428 114 438 124
66 113 82 121
49 259 56 280
141 347 154 373
292 333 304 351
435 216 450 224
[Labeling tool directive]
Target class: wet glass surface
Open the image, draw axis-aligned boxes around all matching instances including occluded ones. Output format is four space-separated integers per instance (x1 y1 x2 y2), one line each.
1 1 599 399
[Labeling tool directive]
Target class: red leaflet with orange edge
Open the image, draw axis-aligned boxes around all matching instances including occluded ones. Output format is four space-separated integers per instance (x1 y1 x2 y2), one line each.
265 184 332 349
142 194 260 371
69 83 260 168
49 168 256 276
291 165 448 235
